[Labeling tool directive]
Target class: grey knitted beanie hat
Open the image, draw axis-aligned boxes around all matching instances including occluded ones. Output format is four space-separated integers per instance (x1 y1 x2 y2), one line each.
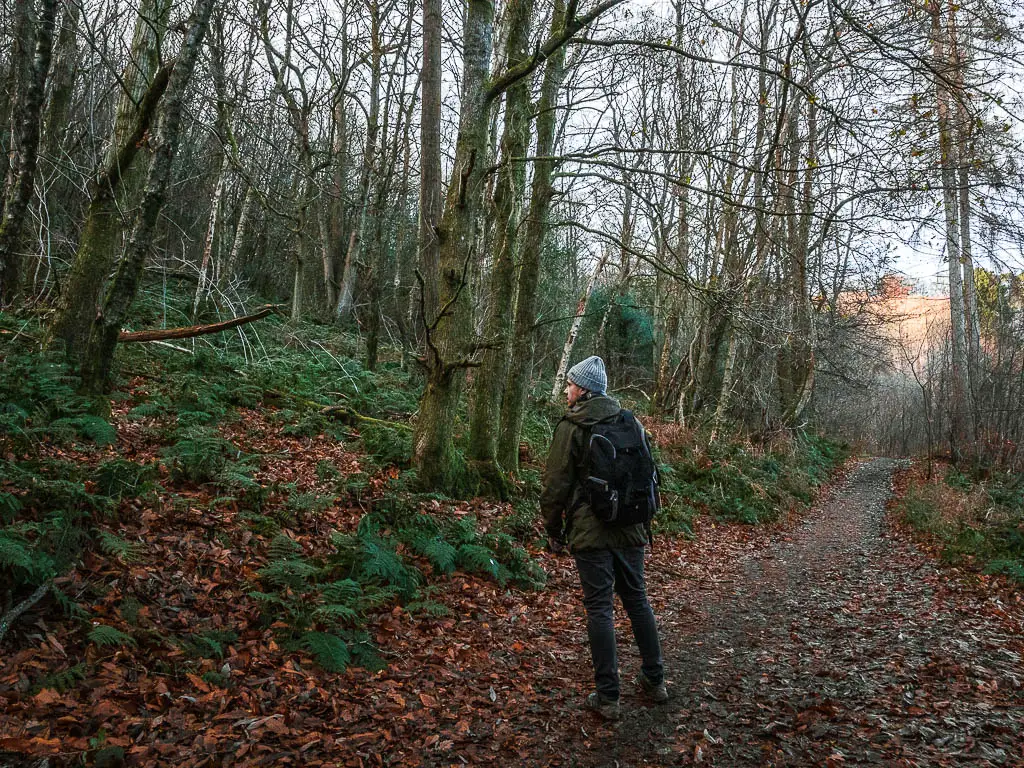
567 355 607 395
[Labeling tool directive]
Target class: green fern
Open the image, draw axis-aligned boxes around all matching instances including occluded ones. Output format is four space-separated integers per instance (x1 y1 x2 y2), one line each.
313 603 361 626
216 458 261 494
127 400 166 420
268 534 302 560
50 415 117 446
0 531 37 573
52 586 87 619
0 491 22 522
404 599 451 618
406 532 457 575
300 631 350 673
118 597 142 626
34 663 87 694
97 531 145 563
88 625 135 648
320 579 362 602
180 629 238 659
456 544 501 581
446 515 479 546
248 590 290 609
356 584 400 609
358 537 421 596
94 459 155 499
162 427 237 483
258 557 319 590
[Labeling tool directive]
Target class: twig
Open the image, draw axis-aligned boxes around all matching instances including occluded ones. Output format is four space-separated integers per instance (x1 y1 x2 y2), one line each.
0 581 51 647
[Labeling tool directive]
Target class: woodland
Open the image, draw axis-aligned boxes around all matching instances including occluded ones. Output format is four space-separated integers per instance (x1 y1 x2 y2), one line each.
1 0 1024 764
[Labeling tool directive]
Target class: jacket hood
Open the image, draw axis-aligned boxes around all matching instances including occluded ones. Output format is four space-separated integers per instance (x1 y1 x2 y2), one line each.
565 393 621 427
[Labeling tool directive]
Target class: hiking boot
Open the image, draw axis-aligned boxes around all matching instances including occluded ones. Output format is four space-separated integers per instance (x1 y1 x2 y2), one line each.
635 672 669 704
584 692 621 721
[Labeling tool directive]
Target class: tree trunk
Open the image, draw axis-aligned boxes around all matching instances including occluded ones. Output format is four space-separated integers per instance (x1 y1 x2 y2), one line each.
219 184 253 290
497 0 568 470
930 0 973 462
193 153 229 315
417 0 442 336
0 0 57 305
550 248 610 399
413 0 495 492
40 0 80 168
336 4 382 321
49 0 172 359
468 0 535 471
79 0 217 395
0 0 35 227
710 324 739 443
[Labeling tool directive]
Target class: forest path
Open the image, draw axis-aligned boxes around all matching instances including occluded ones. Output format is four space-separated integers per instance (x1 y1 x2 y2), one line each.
574 459 1024 767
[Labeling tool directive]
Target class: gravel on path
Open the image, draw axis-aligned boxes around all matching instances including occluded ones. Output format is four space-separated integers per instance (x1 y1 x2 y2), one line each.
577 459 1024 767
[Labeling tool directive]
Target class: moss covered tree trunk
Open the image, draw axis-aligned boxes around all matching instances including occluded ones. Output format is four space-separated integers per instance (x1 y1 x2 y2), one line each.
49 0 171 360
79 0 217 395
467 0 535 479
413 0 494 492
496 0 568 470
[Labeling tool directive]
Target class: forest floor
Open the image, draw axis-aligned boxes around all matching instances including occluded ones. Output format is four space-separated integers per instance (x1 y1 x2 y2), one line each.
3 418 1023 768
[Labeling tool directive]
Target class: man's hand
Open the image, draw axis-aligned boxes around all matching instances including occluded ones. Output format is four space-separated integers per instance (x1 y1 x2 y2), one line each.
547 537 566 555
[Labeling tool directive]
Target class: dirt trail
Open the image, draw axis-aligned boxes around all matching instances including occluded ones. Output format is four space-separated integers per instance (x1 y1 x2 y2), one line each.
579 459 1024 767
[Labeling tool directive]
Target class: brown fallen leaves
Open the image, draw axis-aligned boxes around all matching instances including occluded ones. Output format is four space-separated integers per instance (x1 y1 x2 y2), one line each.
3 406 1022 768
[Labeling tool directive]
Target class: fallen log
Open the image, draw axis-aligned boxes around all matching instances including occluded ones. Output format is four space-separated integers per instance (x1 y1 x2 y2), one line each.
263 390 413 431
118 304 284 343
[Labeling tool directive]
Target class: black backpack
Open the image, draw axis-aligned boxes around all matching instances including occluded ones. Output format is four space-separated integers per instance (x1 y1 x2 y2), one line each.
580 410 659 527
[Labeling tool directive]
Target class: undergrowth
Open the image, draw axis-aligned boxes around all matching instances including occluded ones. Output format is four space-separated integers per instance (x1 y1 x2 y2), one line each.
250 503 545 672
654 431 848 527
895 465 1024 583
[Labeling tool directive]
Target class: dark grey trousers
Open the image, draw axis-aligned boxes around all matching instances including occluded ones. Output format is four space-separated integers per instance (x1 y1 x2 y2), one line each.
573 546 664 700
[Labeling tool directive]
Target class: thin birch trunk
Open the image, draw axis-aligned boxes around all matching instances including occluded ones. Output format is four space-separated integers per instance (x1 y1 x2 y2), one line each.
550 248 610 399
193 153 229 315
335 3 382 320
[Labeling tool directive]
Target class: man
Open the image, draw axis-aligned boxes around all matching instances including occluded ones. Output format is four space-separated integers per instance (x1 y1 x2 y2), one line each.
541 355 668 720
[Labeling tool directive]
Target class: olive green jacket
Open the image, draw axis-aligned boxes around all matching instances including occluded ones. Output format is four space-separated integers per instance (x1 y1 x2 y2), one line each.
540 393 649 552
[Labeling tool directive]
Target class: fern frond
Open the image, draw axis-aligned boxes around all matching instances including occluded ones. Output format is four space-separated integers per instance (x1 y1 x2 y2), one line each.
359 538 421 594
97 531 145 563
0 532 36 572
50 415 117 446
456 544 501 580
313 603 360 626
35 663 87 694
88 625 135 648
320 579 362 602
258 558 319 590
268 534 302 560
404 599 451 618
247 590 290 608
446 516 479 546
356 584 399 610
0 492 22 521
407 533 457 575
301 631 350 673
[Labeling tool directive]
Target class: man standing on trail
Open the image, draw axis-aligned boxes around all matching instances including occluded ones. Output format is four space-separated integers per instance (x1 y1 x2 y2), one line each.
541 355 667 721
